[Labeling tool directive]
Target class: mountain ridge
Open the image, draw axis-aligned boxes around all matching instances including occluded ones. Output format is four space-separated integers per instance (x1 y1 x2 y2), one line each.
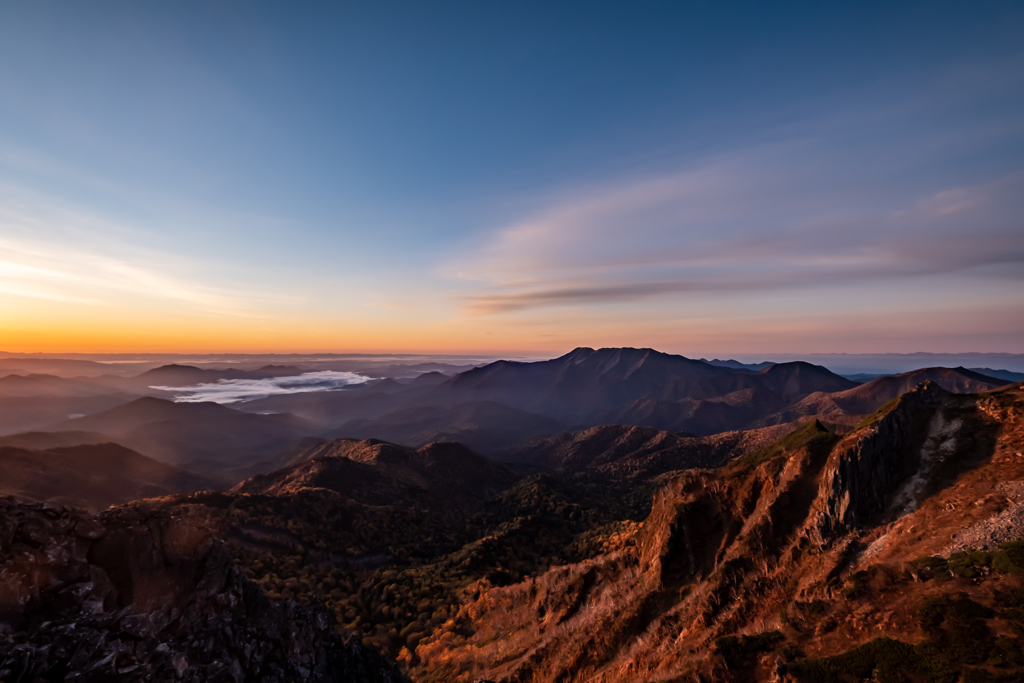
412 381 1024 683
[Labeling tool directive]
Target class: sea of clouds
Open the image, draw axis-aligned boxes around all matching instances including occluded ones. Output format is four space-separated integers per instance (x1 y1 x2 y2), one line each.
151 370 371 404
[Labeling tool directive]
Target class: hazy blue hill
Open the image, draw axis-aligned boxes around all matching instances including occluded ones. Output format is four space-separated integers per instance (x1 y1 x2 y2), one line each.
0 393 138 436
0 430 115 449
0 373 132 398
0 357 115 376
133 363 306 387
234 384 403 426
968 367 1024 383
755 360 860 401
698 358 775 371
0 442 219 510
43 396 321 477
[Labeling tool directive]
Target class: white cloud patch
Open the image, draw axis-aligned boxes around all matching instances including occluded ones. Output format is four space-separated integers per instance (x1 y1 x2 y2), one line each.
152 370 372 404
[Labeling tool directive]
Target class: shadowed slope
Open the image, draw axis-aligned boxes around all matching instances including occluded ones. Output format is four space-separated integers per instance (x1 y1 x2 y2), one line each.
435 347 743 419
510 423 793 478
425 349 857 440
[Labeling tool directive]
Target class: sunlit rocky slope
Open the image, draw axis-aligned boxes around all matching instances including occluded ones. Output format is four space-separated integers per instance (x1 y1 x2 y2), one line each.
412 382 1024 683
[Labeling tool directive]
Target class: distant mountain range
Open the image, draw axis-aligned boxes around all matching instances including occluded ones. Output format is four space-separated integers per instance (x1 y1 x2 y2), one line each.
0 347 1015 480
319 348 1011 450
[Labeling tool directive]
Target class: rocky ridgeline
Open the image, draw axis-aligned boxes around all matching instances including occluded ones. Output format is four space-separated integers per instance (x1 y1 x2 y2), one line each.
0 498 410 683
411 382 1024 683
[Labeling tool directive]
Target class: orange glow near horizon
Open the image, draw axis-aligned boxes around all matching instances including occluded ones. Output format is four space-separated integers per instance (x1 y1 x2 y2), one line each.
4 294 1024 357
2 254 1022 357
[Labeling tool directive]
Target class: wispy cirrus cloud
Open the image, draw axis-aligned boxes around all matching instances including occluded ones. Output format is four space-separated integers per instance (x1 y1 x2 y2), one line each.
443 48 1024 321
0 186 290 317
448 144 1024 316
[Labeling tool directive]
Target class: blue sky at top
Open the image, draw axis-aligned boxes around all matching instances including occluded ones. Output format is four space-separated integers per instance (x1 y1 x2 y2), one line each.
0 1 1021 354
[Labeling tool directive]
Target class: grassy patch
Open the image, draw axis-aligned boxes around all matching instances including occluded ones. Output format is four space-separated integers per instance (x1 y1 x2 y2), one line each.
915 543 1024 585
909 555 952 582
731 420 838 472
855 397 900 430
992 541 1024 575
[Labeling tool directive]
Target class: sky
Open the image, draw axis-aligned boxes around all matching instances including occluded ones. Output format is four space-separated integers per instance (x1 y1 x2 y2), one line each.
0 1 1022 356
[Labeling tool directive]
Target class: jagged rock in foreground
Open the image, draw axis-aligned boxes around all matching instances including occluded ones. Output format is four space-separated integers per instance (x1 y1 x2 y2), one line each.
413 382 1024 683
0 498 410 683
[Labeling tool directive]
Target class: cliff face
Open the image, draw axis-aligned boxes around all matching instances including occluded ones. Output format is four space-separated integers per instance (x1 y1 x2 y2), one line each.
0 498 409 683
412 384 1023 683
812 381 945 542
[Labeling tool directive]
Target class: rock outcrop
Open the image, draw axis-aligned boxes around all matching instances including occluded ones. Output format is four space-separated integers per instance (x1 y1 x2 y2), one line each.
0 497 410 683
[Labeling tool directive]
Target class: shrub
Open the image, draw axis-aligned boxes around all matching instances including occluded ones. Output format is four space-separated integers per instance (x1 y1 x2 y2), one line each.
909 555 950 582
947 552 972 577
732 421 837 472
